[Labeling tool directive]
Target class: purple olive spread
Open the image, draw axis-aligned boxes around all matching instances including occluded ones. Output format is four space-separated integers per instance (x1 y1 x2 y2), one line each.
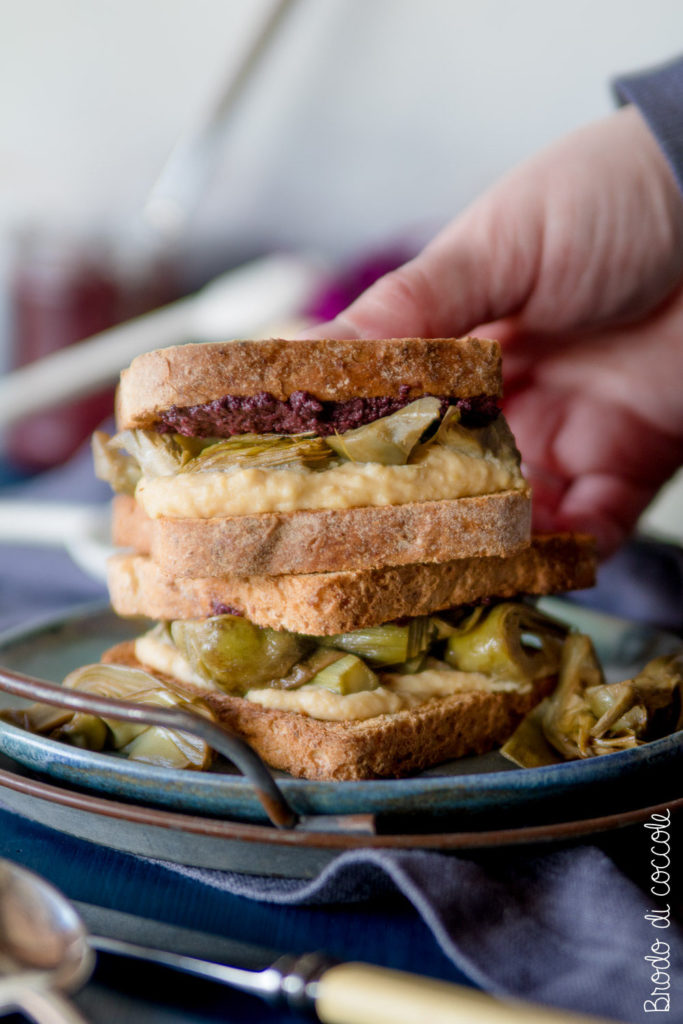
210 602 244 617
157 389 499 438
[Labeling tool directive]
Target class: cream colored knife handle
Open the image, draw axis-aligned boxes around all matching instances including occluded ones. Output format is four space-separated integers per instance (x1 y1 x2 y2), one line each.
314 963 613 1024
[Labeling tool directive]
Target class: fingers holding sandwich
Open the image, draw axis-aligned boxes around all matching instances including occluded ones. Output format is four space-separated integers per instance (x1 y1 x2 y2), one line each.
301 184 542 341
303 107 683 344
505 384 683 556
300 107 683 556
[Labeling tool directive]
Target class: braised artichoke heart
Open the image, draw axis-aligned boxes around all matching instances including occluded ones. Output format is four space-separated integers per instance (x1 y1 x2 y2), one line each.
163 603 569 698
444 602 568 682
170 615 311 693
1 663 215 769
326 397 441 464
502 635 683 766
316 617 434 666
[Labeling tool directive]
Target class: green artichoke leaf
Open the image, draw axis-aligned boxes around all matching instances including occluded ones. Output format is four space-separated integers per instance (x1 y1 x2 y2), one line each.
107 429 199 479
316 617 435 667
92 430 141 494
181 433 333 473
444 603 568 683
327 397 442 465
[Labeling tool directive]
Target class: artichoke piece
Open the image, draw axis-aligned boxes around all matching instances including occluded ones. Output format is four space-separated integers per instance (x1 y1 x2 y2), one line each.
627 652 683 731
92 431 141 495
431 406 485 458
0 700 109 753
0 703 74 734
500 705 566 768
182 433 333 472
502 642 683 767
317 617 434 667
107 429 199 478
5 663 216 769
56 713 109 751
431 407 522 473
534 642 682 762
541 634 612 759
581 651 683 753
584 681 648 739
303 654 379 694
64 662 216 768
121 722 211 769
326 397 442 465
501 633 602 767
171 614 311 694
275 648 345 690
444 603 567 683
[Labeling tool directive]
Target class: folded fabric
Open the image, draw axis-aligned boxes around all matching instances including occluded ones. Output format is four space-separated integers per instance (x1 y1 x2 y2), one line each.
156 842 683 1023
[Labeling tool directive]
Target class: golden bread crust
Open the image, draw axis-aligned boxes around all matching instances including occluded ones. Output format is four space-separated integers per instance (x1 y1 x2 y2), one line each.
107 534 595 634
116 337 501 429
112 489 531 577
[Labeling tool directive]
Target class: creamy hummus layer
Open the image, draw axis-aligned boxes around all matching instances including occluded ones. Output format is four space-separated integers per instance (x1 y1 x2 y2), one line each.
135 633 215 691
134 634 528 722
246 662 527 721
135 444 526 519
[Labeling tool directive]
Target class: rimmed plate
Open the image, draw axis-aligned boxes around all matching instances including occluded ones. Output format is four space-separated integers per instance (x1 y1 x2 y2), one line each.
0 600 680 832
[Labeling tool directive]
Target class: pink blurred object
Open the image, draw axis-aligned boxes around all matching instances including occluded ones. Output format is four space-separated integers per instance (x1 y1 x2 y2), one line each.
305 246 415 324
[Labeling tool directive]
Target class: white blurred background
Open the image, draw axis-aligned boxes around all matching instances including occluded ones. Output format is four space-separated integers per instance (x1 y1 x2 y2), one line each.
0 0 681 535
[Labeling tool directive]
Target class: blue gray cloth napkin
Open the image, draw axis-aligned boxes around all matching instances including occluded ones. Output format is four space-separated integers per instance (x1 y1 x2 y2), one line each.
162 845 683 1022
0 446 681 1024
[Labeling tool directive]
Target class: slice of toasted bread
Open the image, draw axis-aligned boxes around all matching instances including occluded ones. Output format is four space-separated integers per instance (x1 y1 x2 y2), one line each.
111 489 532 577
102 640 554 780
116 337 502 430
107 533 595 634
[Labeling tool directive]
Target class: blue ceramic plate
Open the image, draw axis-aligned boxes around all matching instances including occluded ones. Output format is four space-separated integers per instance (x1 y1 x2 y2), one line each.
0 600 680 825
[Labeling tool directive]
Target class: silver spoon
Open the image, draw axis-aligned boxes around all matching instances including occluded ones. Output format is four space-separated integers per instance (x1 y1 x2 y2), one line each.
0 860 93 1024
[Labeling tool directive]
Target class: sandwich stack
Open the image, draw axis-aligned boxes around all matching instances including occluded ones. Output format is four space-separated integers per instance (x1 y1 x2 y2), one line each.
94 337 595 780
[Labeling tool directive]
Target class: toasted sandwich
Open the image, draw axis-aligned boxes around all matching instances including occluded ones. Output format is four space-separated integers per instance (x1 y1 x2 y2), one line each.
83 337 596 780
94 337 532 575
101 533 595 780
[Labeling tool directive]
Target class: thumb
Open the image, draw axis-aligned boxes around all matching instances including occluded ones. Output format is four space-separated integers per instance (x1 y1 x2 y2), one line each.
302 186 542 340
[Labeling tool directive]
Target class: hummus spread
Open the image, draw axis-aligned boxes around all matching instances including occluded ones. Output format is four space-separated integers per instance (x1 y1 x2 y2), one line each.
133 634 527 722
246 662 528 721
135 633 214 691
136 444 526 519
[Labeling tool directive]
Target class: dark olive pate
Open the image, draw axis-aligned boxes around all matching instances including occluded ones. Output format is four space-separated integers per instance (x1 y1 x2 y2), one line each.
156 389 500 438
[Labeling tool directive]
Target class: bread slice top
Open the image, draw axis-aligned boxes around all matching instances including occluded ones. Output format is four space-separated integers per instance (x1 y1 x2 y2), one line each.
116 337 501 430
107 532 596 634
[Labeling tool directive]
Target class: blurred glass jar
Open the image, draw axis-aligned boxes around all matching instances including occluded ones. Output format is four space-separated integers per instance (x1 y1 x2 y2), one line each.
6 228 177 472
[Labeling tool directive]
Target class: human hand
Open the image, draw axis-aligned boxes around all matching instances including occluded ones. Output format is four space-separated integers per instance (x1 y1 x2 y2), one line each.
307 106 683 555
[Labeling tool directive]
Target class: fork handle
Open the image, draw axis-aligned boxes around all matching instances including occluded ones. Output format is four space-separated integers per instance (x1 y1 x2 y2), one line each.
314 963 615 1024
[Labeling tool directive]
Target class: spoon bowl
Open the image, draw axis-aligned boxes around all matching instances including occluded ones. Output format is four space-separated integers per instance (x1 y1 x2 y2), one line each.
0 860 93 989
0 860 93 1022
